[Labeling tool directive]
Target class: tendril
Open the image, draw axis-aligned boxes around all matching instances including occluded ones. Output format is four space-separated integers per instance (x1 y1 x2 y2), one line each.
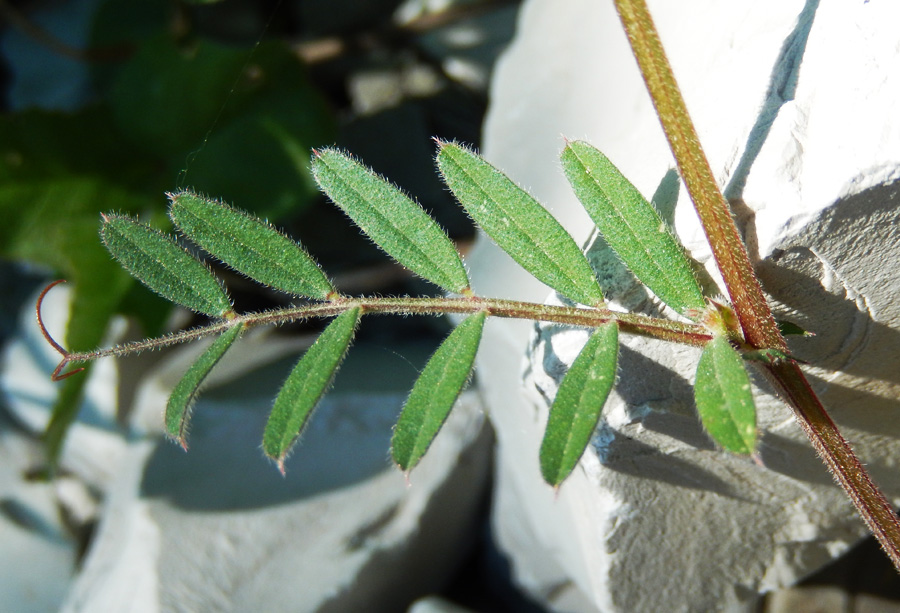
36 280 84 382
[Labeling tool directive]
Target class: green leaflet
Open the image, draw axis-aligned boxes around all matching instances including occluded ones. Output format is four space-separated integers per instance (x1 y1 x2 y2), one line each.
391 311 486 472
166 322 243 449
694 336 757 454
168 191 334 300
101 214 232 317
437 141 604 307
561 141 705 315
311 149 470 294
263 307 361 472
777 319 813 337
539 322 619 486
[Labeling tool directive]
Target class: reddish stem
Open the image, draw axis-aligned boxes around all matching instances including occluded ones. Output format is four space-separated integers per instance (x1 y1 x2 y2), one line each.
613 0 900 571
763 361 900 568
613 0 786 353
36 280 83 381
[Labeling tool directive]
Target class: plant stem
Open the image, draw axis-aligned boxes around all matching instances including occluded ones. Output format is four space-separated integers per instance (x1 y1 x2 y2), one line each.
51 295 711 373
613 0 785 353
762 361 900 569
613 0 900 571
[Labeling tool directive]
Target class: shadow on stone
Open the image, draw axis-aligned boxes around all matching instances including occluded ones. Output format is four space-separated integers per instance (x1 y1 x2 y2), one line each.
140 391 401 511
598 435 741 499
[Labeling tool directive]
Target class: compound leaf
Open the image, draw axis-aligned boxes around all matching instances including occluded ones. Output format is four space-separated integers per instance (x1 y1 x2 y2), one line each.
437 141 604 307
391 311 486 472
561 140 705 314
168 190 334 299
311 149 470 294
540 321 618 486
263 307 361 472
166 322 244 449
101 214 232 317
694 336 757 454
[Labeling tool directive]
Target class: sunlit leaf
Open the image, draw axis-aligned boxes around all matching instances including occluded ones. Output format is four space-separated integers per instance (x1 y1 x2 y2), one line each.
561 140 705 314
165 322 243 449
694 336 757 454
169 190 334 299
391 311 486 472
101 214 232 317
263 307 361 472
539 322 618 486
311 148 470 294
436 141 604 307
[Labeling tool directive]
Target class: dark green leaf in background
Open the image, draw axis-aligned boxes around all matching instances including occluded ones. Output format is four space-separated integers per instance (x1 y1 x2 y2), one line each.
391 311 486 472
263 307 361 472
561 141 705 315
110 36 254 158
1 3 335 468
436 141 604 307
181 60 336 219
111 37 335 219
540 321 619 486
88 0 171 59
694 336 757 454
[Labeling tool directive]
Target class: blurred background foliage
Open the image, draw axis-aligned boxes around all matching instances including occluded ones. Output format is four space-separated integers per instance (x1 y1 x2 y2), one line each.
0 0 507 465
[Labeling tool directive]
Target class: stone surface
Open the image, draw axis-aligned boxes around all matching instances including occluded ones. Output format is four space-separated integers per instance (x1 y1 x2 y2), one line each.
765 586 849 613
0 424 77 613
2 284 492 612
63 387 491 613
472 0 900 611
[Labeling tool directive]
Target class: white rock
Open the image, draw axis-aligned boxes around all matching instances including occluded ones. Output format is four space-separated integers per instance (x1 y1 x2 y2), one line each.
61 346 491 612
472 0 900 610
5 285 492 611
0 428 76 613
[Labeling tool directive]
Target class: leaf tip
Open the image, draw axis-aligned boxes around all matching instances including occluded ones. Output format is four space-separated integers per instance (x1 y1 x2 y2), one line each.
390 446 409 474
540 465 564 491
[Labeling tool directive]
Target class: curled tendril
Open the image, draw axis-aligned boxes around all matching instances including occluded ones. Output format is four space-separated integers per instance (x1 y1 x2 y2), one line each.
36 279 84 382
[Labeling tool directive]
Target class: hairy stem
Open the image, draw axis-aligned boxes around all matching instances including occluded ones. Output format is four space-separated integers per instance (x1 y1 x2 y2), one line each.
613 0 785 353
614 0 900 571
762 361 900 569
51 294 711 372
